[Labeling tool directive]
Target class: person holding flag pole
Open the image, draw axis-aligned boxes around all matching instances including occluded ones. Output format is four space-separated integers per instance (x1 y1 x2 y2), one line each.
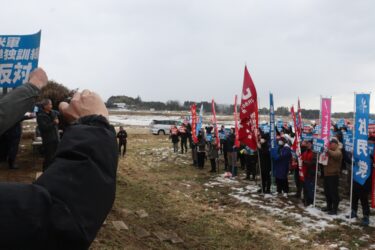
238 66 261 190
349 93 372 226
313 97 323 207
269 93 277 193
291 105 304 199
233 95 240 177
190 104 198 167
211 99 221 173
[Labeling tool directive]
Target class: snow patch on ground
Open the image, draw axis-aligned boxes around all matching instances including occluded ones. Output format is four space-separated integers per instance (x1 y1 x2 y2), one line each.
204 174 375 247
109 115 180 126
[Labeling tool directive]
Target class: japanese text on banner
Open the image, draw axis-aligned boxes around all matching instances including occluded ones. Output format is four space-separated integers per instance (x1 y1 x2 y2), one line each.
0 31 41 88
353 94 371 185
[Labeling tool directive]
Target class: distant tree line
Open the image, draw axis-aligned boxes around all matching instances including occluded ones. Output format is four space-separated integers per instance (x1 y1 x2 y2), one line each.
106 95 375 118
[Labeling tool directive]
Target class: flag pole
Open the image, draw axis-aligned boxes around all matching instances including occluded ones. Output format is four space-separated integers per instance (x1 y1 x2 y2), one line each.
349 93 356 222
269 92 276 193
313 96 322 208
256 97 263 193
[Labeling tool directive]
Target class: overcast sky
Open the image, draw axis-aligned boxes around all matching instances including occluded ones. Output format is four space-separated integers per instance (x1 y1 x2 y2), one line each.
1 0 374 112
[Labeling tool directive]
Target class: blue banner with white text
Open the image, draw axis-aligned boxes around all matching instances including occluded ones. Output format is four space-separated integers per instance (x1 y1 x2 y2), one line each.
0 31 41 88
353 93 371 185
270 93 277 153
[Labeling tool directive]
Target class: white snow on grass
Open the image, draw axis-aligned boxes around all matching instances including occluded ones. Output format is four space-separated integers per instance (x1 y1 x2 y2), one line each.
204 174 375 248
109 115 180 126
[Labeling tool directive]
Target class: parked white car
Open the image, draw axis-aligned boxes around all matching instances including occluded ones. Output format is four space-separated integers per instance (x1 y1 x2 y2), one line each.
150 120 182 135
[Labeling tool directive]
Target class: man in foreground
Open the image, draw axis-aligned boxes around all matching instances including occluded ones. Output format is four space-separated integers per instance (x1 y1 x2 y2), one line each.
0 68 118 249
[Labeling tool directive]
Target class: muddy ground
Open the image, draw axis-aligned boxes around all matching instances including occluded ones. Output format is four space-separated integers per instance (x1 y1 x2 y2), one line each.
1 125 374 250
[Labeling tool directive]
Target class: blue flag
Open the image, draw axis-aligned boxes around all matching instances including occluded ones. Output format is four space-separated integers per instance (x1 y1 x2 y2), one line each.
270 93 277 154
353 93 371 185
0 31 41 88
196 104 204 136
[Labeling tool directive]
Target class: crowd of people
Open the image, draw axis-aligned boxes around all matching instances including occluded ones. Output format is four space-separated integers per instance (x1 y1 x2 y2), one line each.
169 120 374 227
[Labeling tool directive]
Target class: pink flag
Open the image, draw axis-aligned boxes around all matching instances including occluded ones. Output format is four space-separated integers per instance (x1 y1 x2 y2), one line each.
234 95 240 148
212 99 220 148
319 98 331 165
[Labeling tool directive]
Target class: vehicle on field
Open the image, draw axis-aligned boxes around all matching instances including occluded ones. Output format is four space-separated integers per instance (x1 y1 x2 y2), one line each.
150 119 182 135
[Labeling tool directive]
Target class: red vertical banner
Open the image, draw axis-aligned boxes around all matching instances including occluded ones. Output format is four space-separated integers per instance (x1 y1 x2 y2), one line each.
234 95 240 148
297 98 303 135
291 106 304 181
191 104 198 143
211 99 220 148
239 66 258 150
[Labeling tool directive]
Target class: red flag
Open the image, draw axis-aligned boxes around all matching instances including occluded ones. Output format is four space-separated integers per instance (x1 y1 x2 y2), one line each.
239 66 258 150
212 99 220 148
297 98 303 135
191 104 198 143
234 95 240 148
291 106 304 181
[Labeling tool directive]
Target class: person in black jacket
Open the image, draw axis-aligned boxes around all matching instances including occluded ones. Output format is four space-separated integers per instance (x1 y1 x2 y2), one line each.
226 128 236 175
0 122 22 169
0 68 118 249
117 126 127 157
258 133 271 193
349 156 374 226
37 98 60 171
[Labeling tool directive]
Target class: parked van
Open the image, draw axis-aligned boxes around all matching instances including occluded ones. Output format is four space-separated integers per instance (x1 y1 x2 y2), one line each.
150 120 182 135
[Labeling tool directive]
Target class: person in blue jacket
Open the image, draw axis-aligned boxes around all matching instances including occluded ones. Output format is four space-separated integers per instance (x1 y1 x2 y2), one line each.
272 135 292 195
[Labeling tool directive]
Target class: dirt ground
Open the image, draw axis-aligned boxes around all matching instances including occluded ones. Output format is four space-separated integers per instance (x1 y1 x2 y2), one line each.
2 125 374 250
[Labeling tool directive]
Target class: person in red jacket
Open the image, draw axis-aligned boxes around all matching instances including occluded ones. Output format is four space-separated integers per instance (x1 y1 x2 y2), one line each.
178 123 188 154
301 140 317 206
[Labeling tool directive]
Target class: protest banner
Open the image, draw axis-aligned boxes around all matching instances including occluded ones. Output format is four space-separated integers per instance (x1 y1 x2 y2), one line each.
239 66 258 150
211 99 220 148
313 138 325 153
190 104 198 143
352 94 371 186
318 98 331 165
0 31 41 90
291 106 303 181
234 95 240 148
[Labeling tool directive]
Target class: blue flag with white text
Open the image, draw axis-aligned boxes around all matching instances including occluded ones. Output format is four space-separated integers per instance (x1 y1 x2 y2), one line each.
270 93 277 154
0 31 41 88
353 93 371 185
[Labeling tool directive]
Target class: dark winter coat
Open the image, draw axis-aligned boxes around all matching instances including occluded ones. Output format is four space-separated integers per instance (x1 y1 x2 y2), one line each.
37 110 59 145
226 134 236 152
0 115 118 249
259 141 271 172
117 130 127 143
272 145 292 179
0 83 39 136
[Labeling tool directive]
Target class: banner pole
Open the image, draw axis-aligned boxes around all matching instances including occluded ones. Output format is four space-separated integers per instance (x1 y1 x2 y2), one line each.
313 96 323 207
313 153 320 207
349 93 356 222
